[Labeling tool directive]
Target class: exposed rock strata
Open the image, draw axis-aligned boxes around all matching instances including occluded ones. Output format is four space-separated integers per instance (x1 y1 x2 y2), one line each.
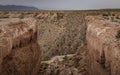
0 18 41 75
86 16 120 75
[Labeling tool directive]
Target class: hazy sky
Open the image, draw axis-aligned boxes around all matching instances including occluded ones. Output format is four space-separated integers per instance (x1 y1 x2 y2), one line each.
0 0 120 10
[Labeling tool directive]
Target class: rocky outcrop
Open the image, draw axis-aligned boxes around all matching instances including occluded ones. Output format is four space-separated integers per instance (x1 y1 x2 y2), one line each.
0 18 41 75
86 16 120 75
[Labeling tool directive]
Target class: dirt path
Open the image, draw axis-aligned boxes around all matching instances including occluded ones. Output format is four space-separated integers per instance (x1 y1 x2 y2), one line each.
42 54 75 64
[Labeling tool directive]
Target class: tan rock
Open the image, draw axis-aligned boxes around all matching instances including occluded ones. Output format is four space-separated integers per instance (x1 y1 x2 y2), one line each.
0 18 41 75
86 16 120 75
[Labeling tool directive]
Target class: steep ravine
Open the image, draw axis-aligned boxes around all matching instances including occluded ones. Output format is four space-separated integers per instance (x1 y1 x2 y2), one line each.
0 11 120 75
37 12 88 75
37 12 87 61
39 15 120 75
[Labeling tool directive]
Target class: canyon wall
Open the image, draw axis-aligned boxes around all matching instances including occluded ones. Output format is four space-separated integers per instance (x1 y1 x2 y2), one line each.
86 16 120 75
0 18 41 75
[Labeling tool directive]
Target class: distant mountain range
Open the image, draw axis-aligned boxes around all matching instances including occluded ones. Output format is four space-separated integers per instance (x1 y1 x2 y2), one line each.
0 5 39 10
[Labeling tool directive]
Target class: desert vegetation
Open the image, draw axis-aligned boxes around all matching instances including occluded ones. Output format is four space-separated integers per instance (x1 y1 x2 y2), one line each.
116 29 120 38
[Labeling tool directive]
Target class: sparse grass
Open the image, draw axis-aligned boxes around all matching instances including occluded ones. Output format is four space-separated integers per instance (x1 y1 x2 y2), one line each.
0 16 9 18
63 55 69 60
19 16 24 19
38 63 49 75
116 29 120 38
43 56 51 61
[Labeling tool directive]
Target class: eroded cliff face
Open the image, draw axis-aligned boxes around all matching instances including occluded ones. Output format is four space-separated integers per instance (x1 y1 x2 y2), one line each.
86 16 120 75
0 18 41 75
